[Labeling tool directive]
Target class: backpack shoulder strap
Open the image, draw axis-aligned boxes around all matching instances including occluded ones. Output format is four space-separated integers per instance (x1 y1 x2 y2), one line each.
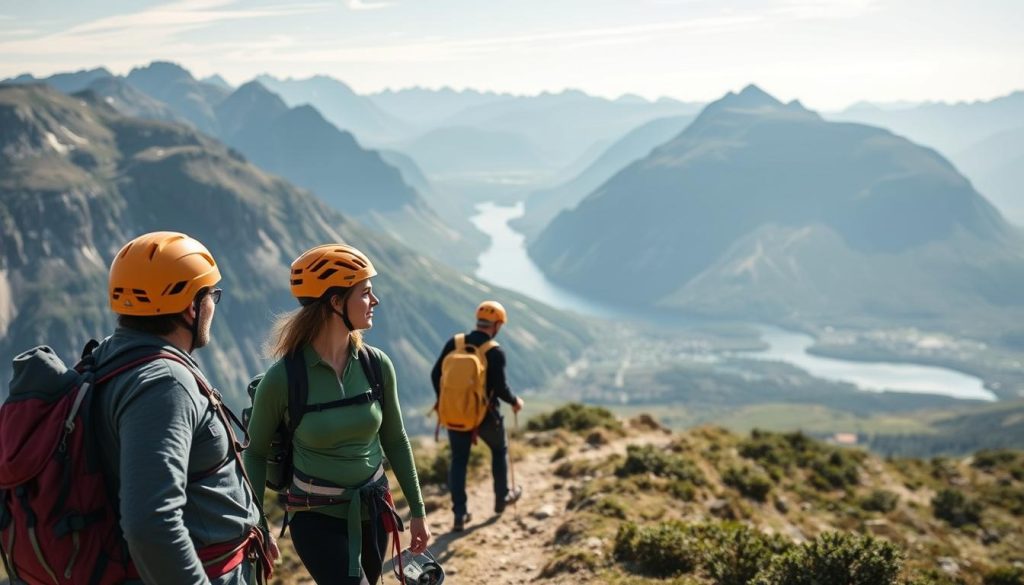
357 345 385 403
90 345 176 383
453 333 466 351
283 351 308 434
478 339 499 354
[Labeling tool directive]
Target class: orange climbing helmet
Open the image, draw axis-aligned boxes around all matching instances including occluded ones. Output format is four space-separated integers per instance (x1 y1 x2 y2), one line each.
290 244 377 305
109 231 221 316
476 300 507 324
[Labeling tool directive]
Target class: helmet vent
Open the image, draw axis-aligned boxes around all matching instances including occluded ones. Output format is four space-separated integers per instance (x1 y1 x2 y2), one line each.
310 259 329 272
291 279 303 286
317 268 338 280
147 243 159 261
112 287 124 300
167 281 188 295
335 260 360 271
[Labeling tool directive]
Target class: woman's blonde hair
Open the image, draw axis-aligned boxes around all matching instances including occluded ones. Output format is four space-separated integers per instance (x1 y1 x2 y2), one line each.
265 286 363 358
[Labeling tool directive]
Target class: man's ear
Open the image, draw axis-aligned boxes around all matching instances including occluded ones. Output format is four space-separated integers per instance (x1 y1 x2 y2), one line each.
183 302 198 325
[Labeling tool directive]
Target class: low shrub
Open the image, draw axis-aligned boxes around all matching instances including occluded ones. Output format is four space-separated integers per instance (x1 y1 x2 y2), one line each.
752 531 903 585
616 444 705 484
595 496 629 519
527 403 622 433
932 488 983 528
722 465 774 502
859 489 900 513
808 449 861 491
739 429 863 490
983 565 1024 585
698 522 791 585
613 521 701 577
668 479 698 501
972 450 1023 478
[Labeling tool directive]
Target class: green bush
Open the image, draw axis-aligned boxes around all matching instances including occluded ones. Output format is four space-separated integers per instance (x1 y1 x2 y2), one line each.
932 488 983 528
739 429 862 490
722 465 774 502
595 496 629 519
697 522 791 585
668 479 698 501
981 483 1024 515
972 450 1023 476
808 449 861 491
859 489 900 513
616 444 705 484
752 532 903 585
983 566 1024 585
613 521 701 577
527 403 622 433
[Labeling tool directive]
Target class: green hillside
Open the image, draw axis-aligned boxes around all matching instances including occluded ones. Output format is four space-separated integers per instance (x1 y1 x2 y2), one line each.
0 84 592 411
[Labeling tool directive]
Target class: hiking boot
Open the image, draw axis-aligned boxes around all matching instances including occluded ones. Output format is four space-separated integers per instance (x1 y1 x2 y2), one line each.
453 512 472 532
494 485 523 514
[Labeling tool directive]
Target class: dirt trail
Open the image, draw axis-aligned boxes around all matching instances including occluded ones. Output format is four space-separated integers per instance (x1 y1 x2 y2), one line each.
414 425 673 584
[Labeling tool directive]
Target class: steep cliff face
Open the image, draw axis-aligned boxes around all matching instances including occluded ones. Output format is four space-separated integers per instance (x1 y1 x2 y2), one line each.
0 85 592 408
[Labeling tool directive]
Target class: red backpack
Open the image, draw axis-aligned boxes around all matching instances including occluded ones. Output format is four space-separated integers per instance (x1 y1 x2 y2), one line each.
0 342 270 584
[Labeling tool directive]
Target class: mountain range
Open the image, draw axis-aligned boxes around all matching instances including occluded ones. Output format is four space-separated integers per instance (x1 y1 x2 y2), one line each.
254 74 410 145
0 84 592 409
514 114 695 239
5 63 486 271
529 85 1024 342
832 92 1024 225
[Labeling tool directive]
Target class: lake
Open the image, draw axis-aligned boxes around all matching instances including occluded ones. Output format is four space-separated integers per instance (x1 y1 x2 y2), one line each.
470 201 996 402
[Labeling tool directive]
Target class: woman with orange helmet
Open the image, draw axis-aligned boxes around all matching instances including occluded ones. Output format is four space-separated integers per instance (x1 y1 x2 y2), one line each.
243 244 431 585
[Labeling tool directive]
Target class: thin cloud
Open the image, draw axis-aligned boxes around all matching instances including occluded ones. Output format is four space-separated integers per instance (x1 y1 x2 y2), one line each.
221 14 763 65
0 0 329 55
345 0 395 10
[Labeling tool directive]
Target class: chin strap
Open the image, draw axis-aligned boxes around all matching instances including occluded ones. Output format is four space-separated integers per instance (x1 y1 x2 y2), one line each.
330 305 356 331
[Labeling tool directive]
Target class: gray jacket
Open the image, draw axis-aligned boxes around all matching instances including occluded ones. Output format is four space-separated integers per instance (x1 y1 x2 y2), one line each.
92 328 262 585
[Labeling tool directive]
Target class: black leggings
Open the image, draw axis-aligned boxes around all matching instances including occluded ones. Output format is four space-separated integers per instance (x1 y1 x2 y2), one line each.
289 511 390 585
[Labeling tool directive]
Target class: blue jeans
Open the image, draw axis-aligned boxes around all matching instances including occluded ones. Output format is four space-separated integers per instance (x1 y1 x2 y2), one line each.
448 411 508 517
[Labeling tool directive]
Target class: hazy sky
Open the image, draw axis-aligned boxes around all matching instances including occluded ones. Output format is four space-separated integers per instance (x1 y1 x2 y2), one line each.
1 0 1021 110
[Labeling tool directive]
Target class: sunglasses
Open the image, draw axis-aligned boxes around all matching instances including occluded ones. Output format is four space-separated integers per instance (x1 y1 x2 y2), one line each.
198 287 222 305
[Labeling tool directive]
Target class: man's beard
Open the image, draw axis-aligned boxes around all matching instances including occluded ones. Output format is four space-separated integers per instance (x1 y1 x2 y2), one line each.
193 314 213 349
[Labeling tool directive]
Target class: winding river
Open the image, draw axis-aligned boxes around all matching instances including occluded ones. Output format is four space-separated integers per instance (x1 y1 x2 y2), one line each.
470 201 996 402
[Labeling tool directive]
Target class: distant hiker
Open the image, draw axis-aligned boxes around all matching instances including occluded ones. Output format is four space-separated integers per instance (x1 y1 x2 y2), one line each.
243 244 431 585
432 300 524 531
0 231 275 584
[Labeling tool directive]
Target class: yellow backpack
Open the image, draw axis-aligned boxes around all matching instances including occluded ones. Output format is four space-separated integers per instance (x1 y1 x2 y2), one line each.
437 333 498 431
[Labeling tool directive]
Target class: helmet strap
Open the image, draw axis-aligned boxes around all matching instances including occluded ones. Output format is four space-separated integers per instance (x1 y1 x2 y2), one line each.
328 299 356 331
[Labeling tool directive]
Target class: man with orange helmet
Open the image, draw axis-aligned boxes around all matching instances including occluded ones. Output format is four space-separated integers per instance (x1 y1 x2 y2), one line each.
93 231 275 584
430 300 524 532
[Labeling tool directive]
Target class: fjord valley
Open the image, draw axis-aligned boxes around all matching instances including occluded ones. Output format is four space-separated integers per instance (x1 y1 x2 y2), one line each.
5 63 1024 451
3 55 1024 585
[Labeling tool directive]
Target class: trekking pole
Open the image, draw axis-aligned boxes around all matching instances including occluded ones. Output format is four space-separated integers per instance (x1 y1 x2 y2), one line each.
509 410 519 518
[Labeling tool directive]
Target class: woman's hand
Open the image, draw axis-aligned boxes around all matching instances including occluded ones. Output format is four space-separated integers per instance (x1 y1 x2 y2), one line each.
408 516 432 554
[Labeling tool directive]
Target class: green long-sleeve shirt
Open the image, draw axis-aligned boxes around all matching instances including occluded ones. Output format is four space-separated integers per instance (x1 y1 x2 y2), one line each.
243 342 425 519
